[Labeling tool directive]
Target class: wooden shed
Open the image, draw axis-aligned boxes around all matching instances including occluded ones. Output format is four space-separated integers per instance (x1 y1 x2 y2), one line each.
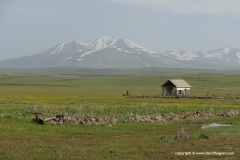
162 79 191 97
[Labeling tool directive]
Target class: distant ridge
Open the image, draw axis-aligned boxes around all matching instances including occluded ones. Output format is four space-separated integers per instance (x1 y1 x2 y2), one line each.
1 67 240 76
0 36 240 69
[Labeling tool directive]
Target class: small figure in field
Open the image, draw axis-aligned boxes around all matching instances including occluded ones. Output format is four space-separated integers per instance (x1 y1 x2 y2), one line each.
27 112 45 124
123 90 130 96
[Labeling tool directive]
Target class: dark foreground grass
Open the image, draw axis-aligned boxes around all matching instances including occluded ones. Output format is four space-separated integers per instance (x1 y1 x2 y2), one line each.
0 106 240 160
0 120 239 160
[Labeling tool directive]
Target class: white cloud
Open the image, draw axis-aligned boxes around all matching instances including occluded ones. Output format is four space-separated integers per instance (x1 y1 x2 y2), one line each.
108 0 240 16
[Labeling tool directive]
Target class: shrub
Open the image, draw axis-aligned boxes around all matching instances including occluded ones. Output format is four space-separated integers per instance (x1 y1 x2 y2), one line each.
175 126 189 141
199 133 209 139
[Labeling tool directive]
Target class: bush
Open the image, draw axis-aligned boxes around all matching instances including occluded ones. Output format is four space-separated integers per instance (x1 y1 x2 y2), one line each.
175 126 189 141
199 133 209 139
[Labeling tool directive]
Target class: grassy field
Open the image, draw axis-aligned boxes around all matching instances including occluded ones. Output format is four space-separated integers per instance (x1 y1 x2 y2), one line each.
0 73 240 159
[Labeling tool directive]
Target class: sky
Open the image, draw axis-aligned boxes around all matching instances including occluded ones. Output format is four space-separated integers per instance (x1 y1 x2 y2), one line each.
1 0 240 60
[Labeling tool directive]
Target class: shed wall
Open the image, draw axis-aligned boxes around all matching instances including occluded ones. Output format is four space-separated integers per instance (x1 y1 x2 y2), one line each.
162 87 190 97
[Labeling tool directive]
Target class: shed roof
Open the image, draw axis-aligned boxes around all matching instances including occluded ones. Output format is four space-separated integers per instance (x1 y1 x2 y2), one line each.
162 79 191 88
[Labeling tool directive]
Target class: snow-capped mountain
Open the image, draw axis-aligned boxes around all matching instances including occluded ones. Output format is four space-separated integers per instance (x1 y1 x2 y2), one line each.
160 47 240 69
88 36 147 50
0 37 240 69
162 50 201 61
204 47 240 64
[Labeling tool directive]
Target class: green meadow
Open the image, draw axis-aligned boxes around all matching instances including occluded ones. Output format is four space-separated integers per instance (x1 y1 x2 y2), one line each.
0 70 240 159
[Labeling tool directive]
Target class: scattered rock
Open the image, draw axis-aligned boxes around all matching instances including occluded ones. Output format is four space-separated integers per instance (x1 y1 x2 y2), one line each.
218 110 239 117
44 114 118 125
125 111 214 123
30 109 239 125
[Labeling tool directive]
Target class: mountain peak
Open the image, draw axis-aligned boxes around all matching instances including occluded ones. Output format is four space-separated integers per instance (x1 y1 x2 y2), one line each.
204 46 239 58
222 46 238 53
41 36 152 56
88 36 117 50
88 36 146 50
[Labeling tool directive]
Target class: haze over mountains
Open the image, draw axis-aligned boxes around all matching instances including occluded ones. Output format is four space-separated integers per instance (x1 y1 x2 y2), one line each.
0 36 240 69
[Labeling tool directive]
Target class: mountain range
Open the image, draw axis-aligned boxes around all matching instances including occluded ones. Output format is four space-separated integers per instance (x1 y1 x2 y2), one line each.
0 36 240 69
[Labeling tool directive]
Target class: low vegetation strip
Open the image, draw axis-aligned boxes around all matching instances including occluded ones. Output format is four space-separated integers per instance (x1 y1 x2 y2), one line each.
30 109 239 125
0 83 67 86
125 94 240 99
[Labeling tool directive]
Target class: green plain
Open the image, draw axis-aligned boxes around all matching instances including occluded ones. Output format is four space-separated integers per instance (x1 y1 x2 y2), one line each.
0 68 240 159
